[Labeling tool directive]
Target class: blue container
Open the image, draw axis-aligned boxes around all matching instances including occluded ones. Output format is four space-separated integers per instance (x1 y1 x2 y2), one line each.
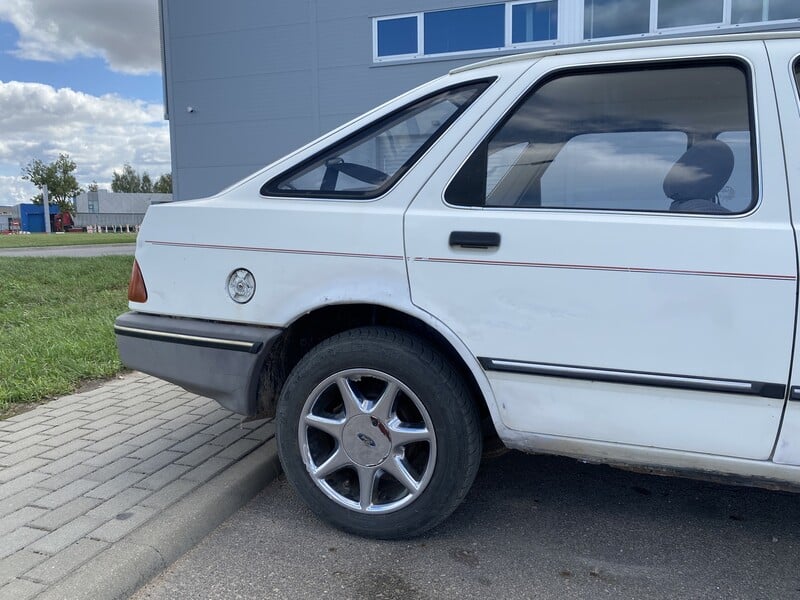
19 203 59 233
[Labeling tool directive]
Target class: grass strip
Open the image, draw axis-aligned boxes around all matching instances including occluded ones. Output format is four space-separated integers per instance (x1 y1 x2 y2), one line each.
0 255 132 409
0 232 137 249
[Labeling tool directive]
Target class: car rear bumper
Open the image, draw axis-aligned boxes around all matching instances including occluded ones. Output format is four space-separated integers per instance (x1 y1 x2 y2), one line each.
114 311 282 416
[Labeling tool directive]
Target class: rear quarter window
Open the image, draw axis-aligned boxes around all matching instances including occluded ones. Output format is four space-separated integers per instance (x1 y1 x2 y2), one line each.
262 80 493 199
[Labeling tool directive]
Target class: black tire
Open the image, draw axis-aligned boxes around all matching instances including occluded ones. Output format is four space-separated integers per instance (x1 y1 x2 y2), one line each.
276 326 482 539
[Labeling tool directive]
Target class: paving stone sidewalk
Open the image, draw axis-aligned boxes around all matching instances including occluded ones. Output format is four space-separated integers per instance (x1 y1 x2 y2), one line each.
0 372 275 600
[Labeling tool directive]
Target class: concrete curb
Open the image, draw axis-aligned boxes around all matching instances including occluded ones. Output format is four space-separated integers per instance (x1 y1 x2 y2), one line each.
37 438 282 600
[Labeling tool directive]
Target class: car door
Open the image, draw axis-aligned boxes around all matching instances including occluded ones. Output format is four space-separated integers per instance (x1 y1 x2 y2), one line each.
405 42 797 460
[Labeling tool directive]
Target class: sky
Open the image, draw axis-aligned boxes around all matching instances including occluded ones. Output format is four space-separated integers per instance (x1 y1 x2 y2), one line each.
0 0 170 205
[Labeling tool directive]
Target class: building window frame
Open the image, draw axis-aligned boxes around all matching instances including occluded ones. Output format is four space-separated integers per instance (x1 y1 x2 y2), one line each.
373 1 800 64
507 0 560 48
583 0 800 42
373 13 423 61
731 0 800 25
373 0 560 63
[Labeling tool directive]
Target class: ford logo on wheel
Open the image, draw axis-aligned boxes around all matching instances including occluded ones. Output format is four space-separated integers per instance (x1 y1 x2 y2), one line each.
357 432 376 447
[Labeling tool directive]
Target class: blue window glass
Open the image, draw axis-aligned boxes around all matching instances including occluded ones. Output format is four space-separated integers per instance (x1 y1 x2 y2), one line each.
424 4 505 55
732 0 800 24
377 16 418 57
584 0 649 39
658 0 723 28
512 1 558 43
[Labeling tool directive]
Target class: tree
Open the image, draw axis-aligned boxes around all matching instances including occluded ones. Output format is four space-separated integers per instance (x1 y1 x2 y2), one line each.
88 181 99 192
21 154 81 215
111 163 142 193
153 173 172 194
111 164 171 194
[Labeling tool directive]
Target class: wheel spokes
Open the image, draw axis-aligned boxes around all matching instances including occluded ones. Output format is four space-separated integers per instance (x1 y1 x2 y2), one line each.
311 447 349 479
388 421 432 448
304 413 345 438
357 466 377 510
382 456 422 495
336 376 363 418
370 381 399 421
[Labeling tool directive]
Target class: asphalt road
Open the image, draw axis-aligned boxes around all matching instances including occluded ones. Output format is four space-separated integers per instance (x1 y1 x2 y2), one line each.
0 243 135 257
133 450 800 600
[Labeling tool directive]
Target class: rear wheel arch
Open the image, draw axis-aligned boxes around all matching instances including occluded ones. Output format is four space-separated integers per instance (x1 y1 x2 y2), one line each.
255 304 497 435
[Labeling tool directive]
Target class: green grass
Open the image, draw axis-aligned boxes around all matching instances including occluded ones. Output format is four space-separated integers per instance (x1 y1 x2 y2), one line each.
0 255 132 409
0 232 137 249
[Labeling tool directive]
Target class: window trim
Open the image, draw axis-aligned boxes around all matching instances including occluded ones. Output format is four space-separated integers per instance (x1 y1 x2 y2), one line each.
443 57 759 217
260 78 496 201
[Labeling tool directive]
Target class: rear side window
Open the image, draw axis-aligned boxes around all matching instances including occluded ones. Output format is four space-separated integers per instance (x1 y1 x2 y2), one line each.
446 61 756 215
262 80 492 199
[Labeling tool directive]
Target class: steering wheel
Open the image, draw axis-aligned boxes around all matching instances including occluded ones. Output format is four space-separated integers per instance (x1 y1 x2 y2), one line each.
321 157 389 191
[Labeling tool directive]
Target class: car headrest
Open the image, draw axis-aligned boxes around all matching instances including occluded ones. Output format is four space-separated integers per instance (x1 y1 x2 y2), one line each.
663 140 734 202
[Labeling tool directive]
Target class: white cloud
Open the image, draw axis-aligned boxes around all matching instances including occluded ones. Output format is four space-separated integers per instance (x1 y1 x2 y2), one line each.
0 0 160 74
0 175 35 205
0 81 170 204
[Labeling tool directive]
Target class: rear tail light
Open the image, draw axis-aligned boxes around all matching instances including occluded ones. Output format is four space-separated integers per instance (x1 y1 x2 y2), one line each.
128 259 148 303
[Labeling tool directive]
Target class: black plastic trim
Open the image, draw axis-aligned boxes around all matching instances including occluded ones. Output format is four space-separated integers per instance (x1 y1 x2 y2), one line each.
114 312 283 416
479 357 786 400
790 387 800 402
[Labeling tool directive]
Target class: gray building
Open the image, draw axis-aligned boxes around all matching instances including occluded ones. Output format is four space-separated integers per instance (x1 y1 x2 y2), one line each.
159 0 800 200
0 204 16 232
72 190 172 230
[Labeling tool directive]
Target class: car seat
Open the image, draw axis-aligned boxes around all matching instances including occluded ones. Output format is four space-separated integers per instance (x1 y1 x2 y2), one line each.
663 139 734 214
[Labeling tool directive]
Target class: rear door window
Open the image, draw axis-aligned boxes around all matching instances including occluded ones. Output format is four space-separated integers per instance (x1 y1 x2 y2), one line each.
446 60 756 215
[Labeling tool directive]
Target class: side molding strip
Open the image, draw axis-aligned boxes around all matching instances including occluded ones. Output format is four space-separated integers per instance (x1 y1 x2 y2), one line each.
479 358 786 400
114 325 262 354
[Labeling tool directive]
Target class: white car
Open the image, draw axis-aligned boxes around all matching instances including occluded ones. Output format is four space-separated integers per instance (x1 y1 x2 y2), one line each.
116 30 800 538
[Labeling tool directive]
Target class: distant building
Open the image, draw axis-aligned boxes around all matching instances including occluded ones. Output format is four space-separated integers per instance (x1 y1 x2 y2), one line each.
72 190 172 230
0 204 19 232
